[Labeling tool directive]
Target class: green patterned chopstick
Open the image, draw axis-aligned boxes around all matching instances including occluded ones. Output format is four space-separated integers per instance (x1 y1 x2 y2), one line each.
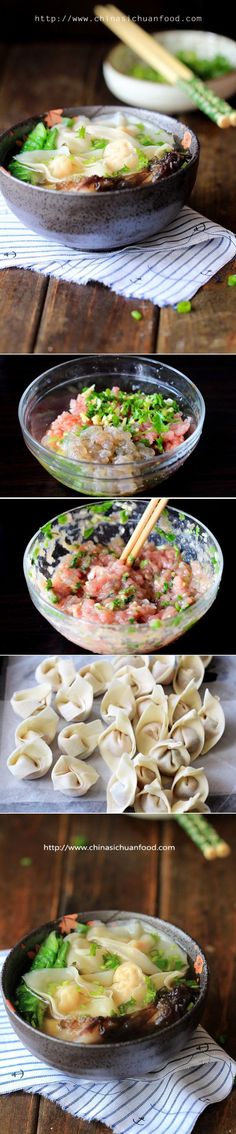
95 4 236 128
176 815 231 859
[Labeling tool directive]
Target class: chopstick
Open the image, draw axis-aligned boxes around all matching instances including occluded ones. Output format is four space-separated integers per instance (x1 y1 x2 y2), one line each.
95 3 236 128
120 497 169 564
176 816 231 860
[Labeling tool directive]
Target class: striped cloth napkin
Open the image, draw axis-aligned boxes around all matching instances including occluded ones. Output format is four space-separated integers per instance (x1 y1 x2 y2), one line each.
0 194 235 306
1 952 235 1134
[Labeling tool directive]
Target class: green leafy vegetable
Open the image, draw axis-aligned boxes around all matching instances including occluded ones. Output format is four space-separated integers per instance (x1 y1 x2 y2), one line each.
15 981 45 1029
9 159 38 184
31 930 60 971
22 122 48 151
102 951 121 970
44 127 58 150
118 997 136 1014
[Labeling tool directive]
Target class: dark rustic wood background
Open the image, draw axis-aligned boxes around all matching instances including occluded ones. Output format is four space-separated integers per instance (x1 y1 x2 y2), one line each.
0 40 235 354
0 814 236 1134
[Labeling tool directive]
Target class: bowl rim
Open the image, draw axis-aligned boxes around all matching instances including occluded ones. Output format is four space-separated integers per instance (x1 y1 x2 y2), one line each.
23 501 224 632
104 29 236 86
1 909 209 1052
0 105 199 198
18 355 206 471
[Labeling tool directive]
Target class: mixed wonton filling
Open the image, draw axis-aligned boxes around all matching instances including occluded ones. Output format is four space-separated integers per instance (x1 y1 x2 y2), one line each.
42 384 193 462
8 111 191 191
45 536 211 628
15 917 199 1043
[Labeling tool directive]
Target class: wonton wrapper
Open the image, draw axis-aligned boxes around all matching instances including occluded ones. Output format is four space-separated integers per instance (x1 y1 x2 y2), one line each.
170 710 205 760
113 655 150 671
11 683 52 719
15 706 59 746
133 753 161 788
150 655 176 685
107 753 137 813
199 688 225 754
135 702 168 758
173 656 204 694
153 739 191 778
55 675 93 721
35 655 76 691
79 660 114 696
58 719 103 759
114 665 155 697
134 782 171 815
200 656 213 668
171 765 209 812
52 755 99 795
168 679 202 726
24 964 113 1019
134 684 168 725
98 709 136 771
7 737 52 779
101 677 136 723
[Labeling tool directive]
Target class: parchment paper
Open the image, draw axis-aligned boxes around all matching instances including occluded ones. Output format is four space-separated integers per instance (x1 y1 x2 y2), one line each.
0 654 235 814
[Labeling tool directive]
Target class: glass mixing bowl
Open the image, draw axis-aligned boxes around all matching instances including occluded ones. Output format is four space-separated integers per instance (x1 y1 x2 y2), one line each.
19 356 205 496
23 500 223 654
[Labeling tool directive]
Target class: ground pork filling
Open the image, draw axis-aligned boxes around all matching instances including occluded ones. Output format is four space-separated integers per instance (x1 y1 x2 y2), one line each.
48 538 211 627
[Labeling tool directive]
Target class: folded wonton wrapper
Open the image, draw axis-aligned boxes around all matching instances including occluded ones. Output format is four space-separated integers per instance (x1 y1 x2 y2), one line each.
171 765 209 813
98 709 136 771
112 655 150 671
101 677 136 723
58 719 103 759
199 688 225 754
173 655 204 694
151 739 191 777
51 755 99 795
114 665 155 697
55 675 93 721
15 706 59 746
200 656 213 668
135 702 169 758
168 679 202 726
170 710 205 760
133 753 161 788
11 683 52 719
7 737 52 779
79 660 114 696
134 684 168 726
107 753 137 813
134 781 172 815
150 656 176 685
35 656 76 691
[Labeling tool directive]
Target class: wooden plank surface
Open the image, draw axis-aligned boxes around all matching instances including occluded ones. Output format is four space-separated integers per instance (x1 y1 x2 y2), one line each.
0 43 235 354
0 816 236 1134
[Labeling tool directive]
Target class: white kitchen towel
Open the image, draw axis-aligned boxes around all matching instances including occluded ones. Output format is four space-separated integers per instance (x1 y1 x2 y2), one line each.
0 195 235 305
1 951 235 1134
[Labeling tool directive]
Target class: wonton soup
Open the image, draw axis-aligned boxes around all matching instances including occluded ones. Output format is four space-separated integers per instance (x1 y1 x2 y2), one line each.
9 111 191 192
15 916 200 1044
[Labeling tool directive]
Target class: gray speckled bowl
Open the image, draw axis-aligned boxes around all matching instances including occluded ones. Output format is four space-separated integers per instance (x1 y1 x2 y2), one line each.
1 908 208 1080
0 105 199 250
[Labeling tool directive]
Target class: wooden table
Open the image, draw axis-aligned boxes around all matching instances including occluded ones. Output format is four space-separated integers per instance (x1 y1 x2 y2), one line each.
0 42 235 355
0 814 236 1133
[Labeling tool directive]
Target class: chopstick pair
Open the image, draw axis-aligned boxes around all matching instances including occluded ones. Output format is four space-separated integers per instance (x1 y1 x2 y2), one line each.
120 498 169 564
95 3 236 128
